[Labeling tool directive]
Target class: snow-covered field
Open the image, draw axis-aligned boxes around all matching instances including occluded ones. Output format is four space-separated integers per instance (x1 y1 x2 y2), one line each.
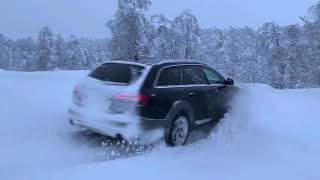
0 70 319 180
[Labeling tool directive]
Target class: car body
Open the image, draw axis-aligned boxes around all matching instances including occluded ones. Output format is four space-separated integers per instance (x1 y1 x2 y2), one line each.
68 59 237 146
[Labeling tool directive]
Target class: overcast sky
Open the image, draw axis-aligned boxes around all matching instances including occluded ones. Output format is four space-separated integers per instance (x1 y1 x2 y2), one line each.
0 0 318 39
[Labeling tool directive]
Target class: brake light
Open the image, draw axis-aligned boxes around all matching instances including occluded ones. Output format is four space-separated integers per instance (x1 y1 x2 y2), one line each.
72 85 84 106
114 93 150 105
73 85 81 94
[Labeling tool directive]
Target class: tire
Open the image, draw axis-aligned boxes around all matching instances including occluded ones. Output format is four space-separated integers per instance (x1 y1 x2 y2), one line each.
166 114 190 147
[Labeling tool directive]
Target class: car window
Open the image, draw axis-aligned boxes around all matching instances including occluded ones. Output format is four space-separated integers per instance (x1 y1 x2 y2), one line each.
202 67 225 84
157 66 182 86
89 63 145 85
183 66 209 85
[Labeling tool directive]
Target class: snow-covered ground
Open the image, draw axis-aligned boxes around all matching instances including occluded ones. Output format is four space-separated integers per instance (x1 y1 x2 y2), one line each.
0 70 319 180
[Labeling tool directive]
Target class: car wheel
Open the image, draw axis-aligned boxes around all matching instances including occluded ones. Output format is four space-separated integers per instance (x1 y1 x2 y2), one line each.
166 114 190 147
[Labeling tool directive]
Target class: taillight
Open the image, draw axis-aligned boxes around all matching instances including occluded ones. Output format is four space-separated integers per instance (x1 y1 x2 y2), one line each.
73 84 81 94
73 85 83 106
114 93 150 106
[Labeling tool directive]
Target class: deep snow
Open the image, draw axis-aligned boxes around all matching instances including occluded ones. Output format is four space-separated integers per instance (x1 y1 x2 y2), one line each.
0 70 319 180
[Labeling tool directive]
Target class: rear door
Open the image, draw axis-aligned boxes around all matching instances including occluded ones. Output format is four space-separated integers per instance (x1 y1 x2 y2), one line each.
148 66 185 119
182 65 210 121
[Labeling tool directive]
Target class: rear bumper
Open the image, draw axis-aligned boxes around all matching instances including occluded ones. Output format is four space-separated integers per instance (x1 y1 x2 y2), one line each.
68 105 167 144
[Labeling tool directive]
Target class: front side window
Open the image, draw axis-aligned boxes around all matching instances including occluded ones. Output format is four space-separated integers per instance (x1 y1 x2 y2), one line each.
202 67 225 85
183 66 209 85
157 66 182 86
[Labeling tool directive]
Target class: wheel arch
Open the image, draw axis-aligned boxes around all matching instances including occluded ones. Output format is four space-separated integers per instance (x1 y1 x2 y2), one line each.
165 100 196 129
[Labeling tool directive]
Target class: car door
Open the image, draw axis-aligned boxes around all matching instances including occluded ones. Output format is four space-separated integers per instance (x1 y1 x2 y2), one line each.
182 65 210 121
148 66 185 120
202 66 229 120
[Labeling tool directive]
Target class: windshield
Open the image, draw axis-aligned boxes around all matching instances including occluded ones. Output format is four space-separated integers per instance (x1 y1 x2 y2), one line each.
89 63 145 85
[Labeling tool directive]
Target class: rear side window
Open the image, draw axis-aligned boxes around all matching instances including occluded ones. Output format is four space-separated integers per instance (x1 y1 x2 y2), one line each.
89 63 145 85
157 66 182 86
183 66 208 85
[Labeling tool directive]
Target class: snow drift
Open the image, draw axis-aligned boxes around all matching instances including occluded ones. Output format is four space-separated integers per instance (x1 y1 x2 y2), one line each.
0 70 319 180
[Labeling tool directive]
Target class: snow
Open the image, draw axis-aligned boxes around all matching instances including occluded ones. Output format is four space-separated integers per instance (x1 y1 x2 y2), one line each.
0 71 319 180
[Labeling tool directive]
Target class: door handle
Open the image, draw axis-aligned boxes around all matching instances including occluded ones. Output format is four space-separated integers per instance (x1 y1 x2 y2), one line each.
189 92 196 96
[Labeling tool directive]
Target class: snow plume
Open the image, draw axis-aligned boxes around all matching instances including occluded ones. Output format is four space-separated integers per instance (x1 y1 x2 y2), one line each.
206 83 320 160
207 84 273 147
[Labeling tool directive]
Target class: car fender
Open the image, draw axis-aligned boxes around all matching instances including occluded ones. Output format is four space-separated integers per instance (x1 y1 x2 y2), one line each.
165 101 196 128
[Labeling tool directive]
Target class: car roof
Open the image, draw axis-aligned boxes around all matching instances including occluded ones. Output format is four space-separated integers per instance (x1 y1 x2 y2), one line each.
104 58 205 67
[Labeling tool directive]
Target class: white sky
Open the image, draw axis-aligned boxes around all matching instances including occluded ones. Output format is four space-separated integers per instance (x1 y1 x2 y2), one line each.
0 0 318 39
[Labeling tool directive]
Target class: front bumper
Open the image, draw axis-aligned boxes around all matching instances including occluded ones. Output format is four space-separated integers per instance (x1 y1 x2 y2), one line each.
68 105 165 144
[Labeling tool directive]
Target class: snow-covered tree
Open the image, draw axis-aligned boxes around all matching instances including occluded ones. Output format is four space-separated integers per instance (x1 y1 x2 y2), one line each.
280 25 306 88
55 34 67 69
309 2 320 24
0 34 11 69
65 35 87 70
15 37 37 71
107 0 154 59
151 14 176 59
172 9 200 59
256 22 285 88
37 26 57 70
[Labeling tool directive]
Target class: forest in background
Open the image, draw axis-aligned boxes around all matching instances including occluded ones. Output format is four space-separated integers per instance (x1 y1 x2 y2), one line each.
1 0 320 88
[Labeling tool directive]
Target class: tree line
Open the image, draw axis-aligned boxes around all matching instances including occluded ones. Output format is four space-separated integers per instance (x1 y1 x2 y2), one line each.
1 0 320 88
0 30 110 71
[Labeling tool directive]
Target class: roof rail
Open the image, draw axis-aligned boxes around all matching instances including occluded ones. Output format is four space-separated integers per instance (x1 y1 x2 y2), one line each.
155 59 204 65
111 56 158 61
111 57 136 61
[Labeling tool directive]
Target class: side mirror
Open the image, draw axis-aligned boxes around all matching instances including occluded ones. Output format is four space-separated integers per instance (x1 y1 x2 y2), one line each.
225 78 234 86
